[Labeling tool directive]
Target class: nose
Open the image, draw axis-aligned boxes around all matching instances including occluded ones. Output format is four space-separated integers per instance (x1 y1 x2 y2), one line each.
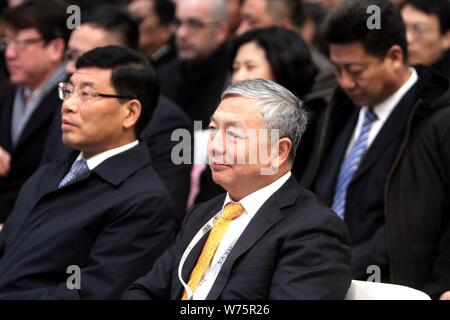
337 70 357 91
4 44 18 60
208 129 226 160
231 66 247 84
61 94 78 114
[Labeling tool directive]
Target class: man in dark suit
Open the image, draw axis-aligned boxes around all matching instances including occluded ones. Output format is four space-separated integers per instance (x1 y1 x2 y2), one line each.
301 0 450 299
0 46 176 299
123 79 351 300
42 4 192 223
0 1 69 224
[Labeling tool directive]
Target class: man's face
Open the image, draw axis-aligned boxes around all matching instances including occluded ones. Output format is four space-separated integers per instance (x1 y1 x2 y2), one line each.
330 42 400 107
175 0 227 60
128 0 172 55
61 68 132 158
401 5 450 65
236 0 273 36
4 27 60 90
208 96 277 199
66 24 124 75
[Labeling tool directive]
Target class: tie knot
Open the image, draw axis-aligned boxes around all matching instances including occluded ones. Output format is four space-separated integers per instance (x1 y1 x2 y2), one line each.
220 203 244 221
365 108 378 123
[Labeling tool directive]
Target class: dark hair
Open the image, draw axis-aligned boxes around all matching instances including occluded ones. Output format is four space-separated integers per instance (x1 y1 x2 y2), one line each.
230 26 318 99
322 0 408 61
76 46 160 136
1 0 70 44
154 0 176 26
400 0 450 34
82 5 139 49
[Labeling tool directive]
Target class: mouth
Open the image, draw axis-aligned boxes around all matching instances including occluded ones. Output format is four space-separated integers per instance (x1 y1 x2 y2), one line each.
210 161 232 171
61 118 78 130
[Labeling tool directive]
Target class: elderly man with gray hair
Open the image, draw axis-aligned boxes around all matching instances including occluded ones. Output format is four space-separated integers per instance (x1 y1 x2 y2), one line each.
123 79 352 300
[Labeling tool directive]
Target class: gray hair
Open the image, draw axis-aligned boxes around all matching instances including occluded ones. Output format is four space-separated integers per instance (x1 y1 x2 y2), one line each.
221 78 308 161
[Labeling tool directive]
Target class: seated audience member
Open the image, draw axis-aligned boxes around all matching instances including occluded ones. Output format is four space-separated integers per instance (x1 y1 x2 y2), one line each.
0 46 176 299
400 0 450 79
41 4 192 223
123 79 351 300
127 0 178 69
195 27 320 203
0 1 68 224
302 0 450 299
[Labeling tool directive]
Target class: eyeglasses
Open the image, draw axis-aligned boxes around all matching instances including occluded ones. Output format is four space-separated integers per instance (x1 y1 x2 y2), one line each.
405 23 438 39
173 18 221 33
58 82 134 102
0 36 44 51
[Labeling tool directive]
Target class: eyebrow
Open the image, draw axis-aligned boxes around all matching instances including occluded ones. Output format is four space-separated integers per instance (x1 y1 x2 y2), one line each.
209 116 242 127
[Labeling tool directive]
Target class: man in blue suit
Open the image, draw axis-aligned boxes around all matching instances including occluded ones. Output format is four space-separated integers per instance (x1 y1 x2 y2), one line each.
0 46 176 299
123 79 351 300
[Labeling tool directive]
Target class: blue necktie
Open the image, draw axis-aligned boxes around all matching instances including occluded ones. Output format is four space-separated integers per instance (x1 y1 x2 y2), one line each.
331 108 378 219
58 159 90 188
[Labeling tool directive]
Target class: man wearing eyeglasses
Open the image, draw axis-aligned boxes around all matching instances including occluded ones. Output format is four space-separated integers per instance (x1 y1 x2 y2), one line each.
400 0 450 79
0 1 68 226
0 45 176 299
158 0 231 127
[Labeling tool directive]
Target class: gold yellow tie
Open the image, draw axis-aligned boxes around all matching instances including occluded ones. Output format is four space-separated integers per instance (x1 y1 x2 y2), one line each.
182 202 245 300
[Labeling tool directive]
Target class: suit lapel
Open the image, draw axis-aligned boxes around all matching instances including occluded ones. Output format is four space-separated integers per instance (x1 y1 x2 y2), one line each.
15 89 61 149
206 177 301 300
351 84 419 183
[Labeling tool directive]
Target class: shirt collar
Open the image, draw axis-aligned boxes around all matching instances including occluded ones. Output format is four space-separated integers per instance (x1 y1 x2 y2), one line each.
222 171 292 219
75 140 139 170
370 67 418 122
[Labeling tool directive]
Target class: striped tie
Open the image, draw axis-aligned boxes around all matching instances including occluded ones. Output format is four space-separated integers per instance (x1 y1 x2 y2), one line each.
331 108 378 219
58 159 90 188
181 202 244 300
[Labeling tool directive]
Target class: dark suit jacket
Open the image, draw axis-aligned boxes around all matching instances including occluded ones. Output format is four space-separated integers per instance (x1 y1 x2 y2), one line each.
0 142 176 299
0 85 61 222
123 176 352 300
41 95 192 225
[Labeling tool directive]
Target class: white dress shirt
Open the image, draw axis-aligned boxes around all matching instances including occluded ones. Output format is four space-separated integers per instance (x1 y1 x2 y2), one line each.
344 67 418 159
72 140 139 170
191 171 292 300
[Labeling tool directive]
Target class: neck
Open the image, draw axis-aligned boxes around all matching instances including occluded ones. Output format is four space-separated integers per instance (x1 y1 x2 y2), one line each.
26 64 61 92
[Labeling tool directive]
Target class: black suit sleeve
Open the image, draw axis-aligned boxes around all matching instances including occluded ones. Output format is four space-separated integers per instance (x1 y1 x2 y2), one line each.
269 210 352 299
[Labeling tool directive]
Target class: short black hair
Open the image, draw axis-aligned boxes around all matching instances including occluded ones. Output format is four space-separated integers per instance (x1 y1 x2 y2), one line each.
400 0 450 34
82 5 139 50
230 26 318 99
1 0 71 44
322 0 408 62
154 0 176 26
76 46 160 136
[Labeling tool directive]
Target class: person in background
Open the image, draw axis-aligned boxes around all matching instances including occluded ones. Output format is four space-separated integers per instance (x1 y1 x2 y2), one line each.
0 0 69 225
302 0 450 299
400 0 450 79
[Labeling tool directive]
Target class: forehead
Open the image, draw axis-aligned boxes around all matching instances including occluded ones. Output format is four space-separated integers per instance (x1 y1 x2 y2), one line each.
329 42 376 64
212 96 262 125
242 0 269 16
3 27 40 38
401 4 439 24
70 67 112 87
176 0 211 19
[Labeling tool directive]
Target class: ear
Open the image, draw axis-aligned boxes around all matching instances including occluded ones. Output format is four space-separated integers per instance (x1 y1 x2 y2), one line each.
442 30 450 50
217 22 230 44
386 44 406 70
123 99 142 131
271 137 292 169
46 38 66 63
